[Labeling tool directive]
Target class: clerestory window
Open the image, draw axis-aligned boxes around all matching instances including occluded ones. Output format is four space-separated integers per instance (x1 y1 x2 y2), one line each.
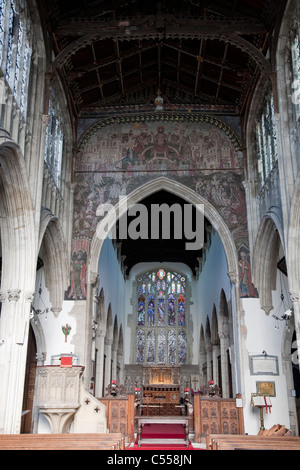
256 91 278 188
0 0 32 118
44 87 64 190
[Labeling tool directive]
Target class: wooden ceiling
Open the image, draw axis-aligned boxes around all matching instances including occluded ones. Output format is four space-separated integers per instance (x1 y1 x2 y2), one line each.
38 0 286 118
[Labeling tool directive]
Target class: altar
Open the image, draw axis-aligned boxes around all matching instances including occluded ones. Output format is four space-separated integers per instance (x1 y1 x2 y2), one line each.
140 366 183 416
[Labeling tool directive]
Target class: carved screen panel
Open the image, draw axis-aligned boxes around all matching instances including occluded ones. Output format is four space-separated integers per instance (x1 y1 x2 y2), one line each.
199 398 241 436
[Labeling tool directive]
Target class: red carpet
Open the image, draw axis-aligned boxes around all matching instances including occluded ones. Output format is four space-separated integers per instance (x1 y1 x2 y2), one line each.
141 423 185 439
126 423 196 450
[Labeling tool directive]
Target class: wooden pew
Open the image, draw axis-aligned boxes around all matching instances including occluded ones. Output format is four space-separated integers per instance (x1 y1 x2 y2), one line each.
206 433 300 451
0 433 125 450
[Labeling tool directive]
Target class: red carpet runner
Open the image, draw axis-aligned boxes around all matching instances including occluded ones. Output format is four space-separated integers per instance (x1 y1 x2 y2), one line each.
127 423 195 450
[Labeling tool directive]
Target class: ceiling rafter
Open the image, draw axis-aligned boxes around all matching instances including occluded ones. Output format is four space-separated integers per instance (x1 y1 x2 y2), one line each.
37 0 286 115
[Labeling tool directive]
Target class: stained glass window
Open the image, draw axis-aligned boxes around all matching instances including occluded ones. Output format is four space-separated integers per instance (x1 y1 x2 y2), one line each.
291 25 300 120
256 91 278 187
136 329 145 364
135 269 187 365
1 0 33 118
44 87 64 190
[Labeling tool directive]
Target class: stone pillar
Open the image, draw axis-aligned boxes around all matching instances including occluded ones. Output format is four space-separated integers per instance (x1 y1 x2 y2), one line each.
228 271 242 396
218 334 229 398
0 289 33 434
95 329 106 398
212 342 220 386
206 346 212 382
104 338 113 394
291 292 300 374
111 344 118 382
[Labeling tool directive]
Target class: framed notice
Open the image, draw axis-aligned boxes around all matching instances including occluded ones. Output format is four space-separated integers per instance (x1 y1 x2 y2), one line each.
249 354 279 376
256 381 276 397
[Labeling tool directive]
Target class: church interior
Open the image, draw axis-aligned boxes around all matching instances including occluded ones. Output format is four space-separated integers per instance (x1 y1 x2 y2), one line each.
1 0 300 451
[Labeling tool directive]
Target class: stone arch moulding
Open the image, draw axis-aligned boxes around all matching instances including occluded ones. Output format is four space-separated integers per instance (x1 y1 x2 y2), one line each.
88 176 239 285
77 112 242 153
288 170 300 293
252 213 282 315
38 207 70 316
0 134 36 296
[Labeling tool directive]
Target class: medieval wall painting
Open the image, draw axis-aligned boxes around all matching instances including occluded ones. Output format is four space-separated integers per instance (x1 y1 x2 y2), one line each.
65 117 258 300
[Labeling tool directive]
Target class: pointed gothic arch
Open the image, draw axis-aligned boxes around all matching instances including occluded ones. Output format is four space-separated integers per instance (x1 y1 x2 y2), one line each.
89 177 239 284
96 287 106 330
211 305 219 345
252 215 282 315
38 208 69 316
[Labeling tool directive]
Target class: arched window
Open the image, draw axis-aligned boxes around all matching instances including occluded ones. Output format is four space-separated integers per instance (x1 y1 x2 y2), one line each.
291 23 300 121
135 268 188 365
0 0 32 118
256 89 278 187
44 86 64 190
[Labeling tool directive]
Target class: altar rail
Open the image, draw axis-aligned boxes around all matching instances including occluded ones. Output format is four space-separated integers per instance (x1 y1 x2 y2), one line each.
193 394 244 442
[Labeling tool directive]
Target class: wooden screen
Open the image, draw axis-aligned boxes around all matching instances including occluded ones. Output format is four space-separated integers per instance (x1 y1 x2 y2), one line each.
193 394 244 441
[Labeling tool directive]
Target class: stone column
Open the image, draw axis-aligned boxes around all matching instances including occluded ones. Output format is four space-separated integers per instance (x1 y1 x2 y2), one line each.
111 344 118 382
228 271 242 396
206 346 212 382
290 292 300 374
219 334 230 398
0 289 33 434
95 329 106 398
212 342 220 385
104 338 113 394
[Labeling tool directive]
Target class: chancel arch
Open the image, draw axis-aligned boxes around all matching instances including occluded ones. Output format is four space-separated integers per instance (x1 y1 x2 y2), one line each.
89 177 239 284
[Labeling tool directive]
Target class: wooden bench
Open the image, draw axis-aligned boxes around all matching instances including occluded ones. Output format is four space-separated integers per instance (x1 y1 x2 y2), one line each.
206 433 300 451
0 433 125 450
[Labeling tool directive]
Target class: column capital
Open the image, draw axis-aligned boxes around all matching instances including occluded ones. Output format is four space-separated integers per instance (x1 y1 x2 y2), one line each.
290 291 300 303
8 289 21 302
228 271 238 284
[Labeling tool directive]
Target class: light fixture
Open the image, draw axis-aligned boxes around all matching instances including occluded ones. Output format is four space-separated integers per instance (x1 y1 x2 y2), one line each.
31 284 49 323
272 291 293 330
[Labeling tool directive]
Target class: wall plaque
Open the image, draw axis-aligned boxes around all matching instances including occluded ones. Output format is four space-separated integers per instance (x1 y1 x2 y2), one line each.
249 355 279 376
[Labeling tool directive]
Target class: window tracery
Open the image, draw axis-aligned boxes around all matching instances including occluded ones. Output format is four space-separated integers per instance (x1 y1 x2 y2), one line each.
135 269 188 365
291 23 300 120
0 0 32 118
256 90 278 187
44 87 64 190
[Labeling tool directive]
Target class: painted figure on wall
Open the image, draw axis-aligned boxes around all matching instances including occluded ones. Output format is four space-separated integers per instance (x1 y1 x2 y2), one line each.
67 249 87 300
66 116 257 300
238 247 258 298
